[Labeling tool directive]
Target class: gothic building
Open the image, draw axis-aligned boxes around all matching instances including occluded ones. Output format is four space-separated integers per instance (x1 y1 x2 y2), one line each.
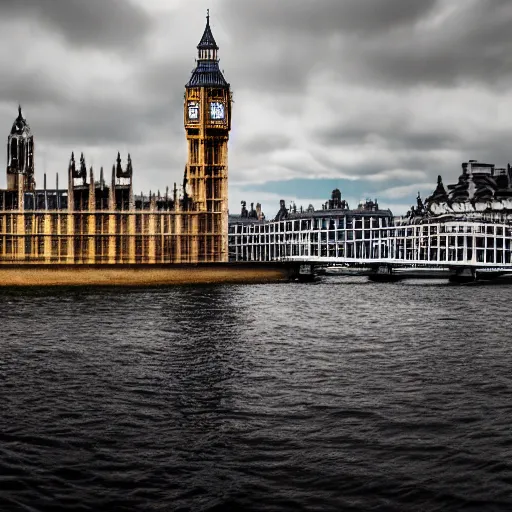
0 12 231 264
184 9 231 262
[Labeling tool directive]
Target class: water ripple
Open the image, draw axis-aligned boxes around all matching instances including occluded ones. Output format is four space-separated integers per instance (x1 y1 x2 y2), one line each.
0 281 511 511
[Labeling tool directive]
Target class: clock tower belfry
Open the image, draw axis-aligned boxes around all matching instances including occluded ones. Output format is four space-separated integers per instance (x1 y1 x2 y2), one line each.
184 10 231 262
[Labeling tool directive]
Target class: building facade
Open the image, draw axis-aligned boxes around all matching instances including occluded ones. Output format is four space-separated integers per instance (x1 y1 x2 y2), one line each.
229 192 394 262
0 13 231 265
229 161 512 269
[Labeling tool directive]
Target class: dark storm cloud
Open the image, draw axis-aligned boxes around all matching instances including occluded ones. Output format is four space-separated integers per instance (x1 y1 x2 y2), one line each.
0 0 510 215
214 0 512 210
220 0 438 36
4 59 191 149
316 124 462 152
220 0 512 90
37 99 174 146
139 60 192 102
0 72 64 105
353 1 512 88
136 58 196 135
240 134 292 155
218 0 439 93
311 153 428 181
4 90 179 158
0 0 151 50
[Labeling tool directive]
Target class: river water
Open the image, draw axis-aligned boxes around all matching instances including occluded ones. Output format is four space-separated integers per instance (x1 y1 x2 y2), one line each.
0 277 511 511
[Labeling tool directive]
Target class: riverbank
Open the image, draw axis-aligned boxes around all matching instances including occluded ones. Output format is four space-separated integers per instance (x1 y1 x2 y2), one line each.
0 263 292 286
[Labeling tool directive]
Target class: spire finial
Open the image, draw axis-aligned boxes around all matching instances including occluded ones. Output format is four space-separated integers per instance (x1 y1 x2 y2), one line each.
207 8 209 22
18 104 22 117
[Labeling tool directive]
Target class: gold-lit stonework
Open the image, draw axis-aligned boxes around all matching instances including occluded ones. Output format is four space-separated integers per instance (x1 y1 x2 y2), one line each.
0 12 231 265
184 9 231 262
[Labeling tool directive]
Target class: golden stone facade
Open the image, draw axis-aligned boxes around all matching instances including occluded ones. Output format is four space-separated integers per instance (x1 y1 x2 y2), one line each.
0 13 231 265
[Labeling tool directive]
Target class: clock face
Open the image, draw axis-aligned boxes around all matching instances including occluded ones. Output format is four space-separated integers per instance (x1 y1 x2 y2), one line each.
210 102 225 120
188 101 199 121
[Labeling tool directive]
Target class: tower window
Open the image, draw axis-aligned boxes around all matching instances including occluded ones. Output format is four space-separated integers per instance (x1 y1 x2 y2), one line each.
190 140 199 164
11 139 17 161
19 144 25 169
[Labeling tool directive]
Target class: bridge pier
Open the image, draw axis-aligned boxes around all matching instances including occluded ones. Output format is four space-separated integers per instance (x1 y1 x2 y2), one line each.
288 263 315 282
280 259 512 285
368 264 403 283
449 267 476 284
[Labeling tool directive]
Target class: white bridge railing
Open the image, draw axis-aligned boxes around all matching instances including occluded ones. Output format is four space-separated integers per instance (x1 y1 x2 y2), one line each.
278 256 512 269
230 219 512 270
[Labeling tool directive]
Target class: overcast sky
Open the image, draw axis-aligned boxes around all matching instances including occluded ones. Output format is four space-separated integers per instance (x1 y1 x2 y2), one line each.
1 0 512 216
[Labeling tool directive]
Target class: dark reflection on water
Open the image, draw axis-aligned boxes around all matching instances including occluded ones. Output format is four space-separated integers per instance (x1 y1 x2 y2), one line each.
1 278 512 511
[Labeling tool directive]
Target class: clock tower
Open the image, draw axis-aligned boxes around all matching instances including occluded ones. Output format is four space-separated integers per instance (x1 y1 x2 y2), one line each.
184 10 231 262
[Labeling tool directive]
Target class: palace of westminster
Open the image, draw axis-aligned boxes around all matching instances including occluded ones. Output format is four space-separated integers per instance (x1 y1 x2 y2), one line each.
0 13 231 264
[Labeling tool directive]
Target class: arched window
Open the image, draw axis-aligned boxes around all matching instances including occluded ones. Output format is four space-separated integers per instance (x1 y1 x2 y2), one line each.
10 139 17 162
19 143 25 169
27 140 33 169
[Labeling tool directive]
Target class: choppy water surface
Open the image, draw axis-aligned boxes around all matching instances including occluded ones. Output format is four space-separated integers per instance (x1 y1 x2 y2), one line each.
1 278 511 511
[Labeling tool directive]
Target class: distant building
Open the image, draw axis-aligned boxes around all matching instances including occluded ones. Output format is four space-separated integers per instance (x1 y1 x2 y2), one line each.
229 190 392 262
229 162 512 268
0 12 231 264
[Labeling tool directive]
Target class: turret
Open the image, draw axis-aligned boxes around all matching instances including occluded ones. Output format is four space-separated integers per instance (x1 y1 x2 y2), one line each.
68 152 90 210
7 105 35 191
111 152 132 210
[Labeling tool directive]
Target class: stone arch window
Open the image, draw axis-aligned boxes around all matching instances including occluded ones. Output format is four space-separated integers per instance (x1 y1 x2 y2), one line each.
11 138 17 162
19 142 25 169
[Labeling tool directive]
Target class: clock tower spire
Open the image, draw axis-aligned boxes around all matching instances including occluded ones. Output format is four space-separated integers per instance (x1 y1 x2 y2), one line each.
184 11 231 262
